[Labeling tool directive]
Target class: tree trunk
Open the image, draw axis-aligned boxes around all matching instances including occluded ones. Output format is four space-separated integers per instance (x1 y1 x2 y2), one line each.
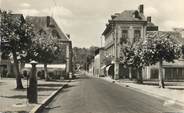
129 67 132 80
12 51 24 89
158 61 165 88
136 68 143 84
44 64 49 81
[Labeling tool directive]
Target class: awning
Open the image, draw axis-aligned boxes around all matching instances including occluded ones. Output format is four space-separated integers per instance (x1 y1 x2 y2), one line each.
24 64 66 69
101 65 106 69
106 65 112 72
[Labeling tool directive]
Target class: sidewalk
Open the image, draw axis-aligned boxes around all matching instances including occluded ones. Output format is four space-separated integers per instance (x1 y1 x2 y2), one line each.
102 76 184 106
0 78 68 113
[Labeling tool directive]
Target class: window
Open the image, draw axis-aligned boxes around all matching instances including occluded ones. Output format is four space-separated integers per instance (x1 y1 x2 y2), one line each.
134 30 141 43
120 30 128 44
150 68 159 79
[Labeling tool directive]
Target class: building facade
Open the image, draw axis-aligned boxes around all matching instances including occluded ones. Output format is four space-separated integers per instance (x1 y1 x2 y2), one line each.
93 48 105 77
25 16 73 78
143 31 183 80
102 4 184 80
102 4 148 79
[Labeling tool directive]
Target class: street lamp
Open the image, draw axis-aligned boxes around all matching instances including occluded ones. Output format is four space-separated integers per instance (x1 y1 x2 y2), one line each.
28 60 38 103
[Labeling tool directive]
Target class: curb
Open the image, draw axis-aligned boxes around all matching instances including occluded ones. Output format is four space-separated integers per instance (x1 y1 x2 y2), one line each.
29 83 69 113
101 77 184 107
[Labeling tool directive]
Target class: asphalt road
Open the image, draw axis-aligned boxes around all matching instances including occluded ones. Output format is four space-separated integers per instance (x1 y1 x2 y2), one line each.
42 75 184 113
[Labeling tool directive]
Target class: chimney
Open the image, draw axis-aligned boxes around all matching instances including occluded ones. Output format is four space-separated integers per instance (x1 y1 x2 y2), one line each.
111 15 116 20
111 13 120 19
66 33 70 39
134 11 139 18
138 4 144 14
114 13 120 16
46 16 50 27
147 16 151 22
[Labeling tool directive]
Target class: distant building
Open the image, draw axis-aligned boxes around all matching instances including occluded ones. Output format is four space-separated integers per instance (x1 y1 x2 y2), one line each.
173 28 184 38
93 48 105 77
88 59 94 75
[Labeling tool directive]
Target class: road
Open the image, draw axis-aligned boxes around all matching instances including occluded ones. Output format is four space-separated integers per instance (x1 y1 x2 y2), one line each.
42 75 184 113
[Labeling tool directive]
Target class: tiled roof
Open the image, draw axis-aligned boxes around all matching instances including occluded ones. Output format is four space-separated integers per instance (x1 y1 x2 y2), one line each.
113 10 146 21
25 16 69 41
146 31 184 44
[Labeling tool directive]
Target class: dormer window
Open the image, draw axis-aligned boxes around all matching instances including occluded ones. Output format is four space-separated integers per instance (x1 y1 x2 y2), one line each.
133 11 141 19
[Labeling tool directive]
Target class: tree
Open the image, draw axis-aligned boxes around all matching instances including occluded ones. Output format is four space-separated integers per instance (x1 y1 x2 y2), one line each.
119 32 142 80
72 46 99 70
24 30 60 81
120 40 144 83
0 10 33 89
141 31 181 88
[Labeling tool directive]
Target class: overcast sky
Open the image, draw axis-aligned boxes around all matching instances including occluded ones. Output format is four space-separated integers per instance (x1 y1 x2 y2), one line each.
1 0 184 48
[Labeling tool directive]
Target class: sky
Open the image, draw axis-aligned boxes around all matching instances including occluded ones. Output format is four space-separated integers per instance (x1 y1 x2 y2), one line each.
1 0 184 48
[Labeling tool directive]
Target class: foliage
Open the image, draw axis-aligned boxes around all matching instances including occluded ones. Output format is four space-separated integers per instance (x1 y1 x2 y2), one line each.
73 46 99 70
0 9 34 89
0 10 33 60
141 32 181 65
120 32 181 68
23 30 60 64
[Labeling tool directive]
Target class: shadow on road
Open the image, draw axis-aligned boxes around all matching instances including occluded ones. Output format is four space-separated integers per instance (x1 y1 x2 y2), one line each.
142 81 184 87
3 111 29 113
63 84 77 89
0 95 27 99
38 87 59 91
167 87 184 90
44 105 61 110
0 82 5 85
38 83 63 87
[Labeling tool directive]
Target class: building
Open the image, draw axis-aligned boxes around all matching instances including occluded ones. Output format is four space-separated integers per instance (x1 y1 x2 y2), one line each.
0 14 73 78
143 31 184 80
102 4 149 79
93 48 105 77
102 4 184 80
25 16 73 78
88 59 94 75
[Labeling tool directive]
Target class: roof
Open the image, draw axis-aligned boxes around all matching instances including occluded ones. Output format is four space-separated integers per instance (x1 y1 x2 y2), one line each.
146 21 159 31
102 10 146 35
113 10 146 21
25 16 69 41
146 31 184 44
